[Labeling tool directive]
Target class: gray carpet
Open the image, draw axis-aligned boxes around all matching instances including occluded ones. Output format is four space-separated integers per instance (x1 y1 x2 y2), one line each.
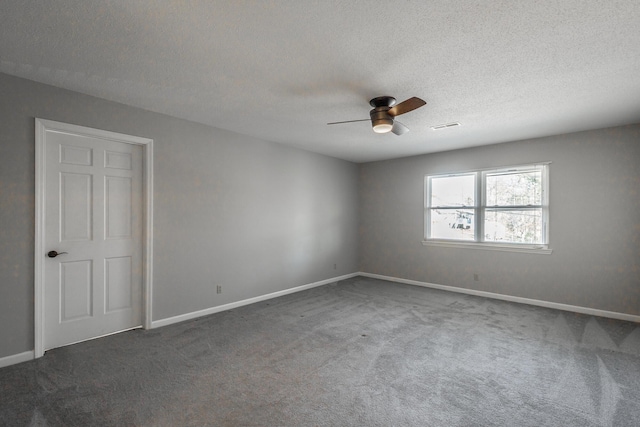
1 276 640 426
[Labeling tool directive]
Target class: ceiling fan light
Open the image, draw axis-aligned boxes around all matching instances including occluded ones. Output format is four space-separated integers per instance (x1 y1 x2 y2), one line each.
372 118 393 133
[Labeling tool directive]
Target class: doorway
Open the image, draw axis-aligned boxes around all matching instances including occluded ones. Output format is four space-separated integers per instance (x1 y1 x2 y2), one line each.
35 119 153 357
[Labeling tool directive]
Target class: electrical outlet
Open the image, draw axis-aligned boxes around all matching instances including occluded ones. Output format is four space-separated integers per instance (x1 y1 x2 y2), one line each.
473 274 479 281
216 285 222 294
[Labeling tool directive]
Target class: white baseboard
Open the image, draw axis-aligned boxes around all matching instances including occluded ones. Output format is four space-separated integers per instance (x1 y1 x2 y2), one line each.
359 272 640 323
3 271 636 369
0 350 34 369
151 272 360 329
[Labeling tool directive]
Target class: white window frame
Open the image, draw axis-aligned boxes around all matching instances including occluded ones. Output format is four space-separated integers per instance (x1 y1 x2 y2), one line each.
423 163 551 254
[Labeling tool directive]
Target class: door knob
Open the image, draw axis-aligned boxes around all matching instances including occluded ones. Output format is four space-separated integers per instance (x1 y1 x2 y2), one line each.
47 251 68 258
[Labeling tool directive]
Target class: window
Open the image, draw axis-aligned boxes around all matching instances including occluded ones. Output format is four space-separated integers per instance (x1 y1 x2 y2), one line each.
424 164 549 251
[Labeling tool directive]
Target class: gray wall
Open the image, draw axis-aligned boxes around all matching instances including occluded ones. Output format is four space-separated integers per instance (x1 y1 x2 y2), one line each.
2 69 638 361
0 73 360 358
360 125 640 316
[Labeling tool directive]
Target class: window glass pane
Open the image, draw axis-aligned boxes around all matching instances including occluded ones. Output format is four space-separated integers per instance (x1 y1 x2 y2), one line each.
486 170 541 206
430 209 475 240
431 174 475 207
484 209 542 244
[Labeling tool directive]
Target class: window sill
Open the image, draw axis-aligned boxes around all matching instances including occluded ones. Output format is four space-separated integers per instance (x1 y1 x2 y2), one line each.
421 240 552 254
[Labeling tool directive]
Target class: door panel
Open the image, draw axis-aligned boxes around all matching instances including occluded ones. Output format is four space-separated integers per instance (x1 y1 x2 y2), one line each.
105 150 132 170
60 172 93 241
60 144 92 166
60 260 93 322
105 256 133 312
105 176 133 239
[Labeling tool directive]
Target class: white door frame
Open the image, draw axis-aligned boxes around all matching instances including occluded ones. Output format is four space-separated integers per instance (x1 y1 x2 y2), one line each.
34 118 154 358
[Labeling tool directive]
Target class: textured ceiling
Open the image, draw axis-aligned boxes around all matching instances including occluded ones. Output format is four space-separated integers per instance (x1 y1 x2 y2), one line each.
1 1 639 163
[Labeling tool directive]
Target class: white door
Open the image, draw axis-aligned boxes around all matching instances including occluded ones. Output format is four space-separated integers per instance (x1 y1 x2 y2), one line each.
42 126 143 351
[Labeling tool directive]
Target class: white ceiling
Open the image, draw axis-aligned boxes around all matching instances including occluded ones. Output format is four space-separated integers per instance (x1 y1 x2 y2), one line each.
1 1 639 163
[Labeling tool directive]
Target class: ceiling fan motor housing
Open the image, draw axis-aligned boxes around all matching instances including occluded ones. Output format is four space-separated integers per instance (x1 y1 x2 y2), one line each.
370 109 393 133
369 96 396 132
370 109 393 123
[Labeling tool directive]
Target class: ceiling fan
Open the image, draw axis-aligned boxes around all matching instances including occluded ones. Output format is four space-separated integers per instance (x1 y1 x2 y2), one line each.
327 96 426 135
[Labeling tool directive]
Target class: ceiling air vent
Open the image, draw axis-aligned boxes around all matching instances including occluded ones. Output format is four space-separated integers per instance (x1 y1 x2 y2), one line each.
431 122 461 130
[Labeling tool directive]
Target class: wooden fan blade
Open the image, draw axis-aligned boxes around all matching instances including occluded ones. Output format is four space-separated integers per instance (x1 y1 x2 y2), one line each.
327 119 370 125
391 121 409 135
388 97 426 117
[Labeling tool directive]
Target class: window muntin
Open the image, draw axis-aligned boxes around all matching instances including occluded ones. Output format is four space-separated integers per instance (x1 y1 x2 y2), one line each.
425 165 548 247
